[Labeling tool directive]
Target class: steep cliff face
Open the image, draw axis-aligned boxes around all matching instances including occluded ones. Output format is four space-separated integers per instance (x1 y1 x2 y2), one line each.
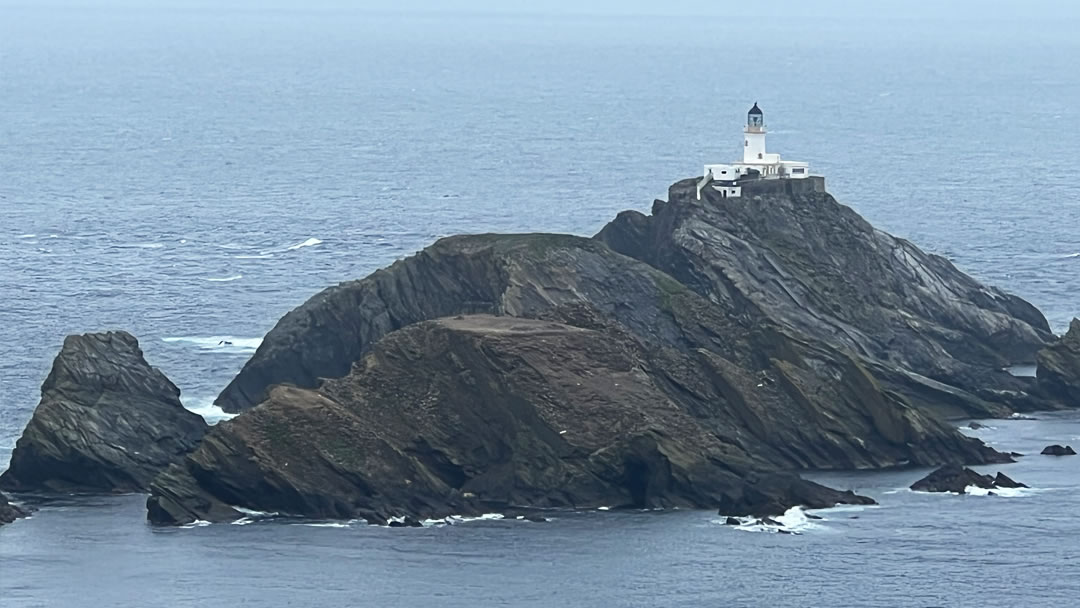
151 233 1004 525
597 179 1058 416
1037 319 1080 405
0 332 208 493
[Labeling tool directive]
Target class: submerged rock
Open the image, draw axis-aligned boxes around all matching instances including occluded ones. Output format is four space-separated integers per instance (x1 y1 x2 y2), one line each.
0 332 208 493
909 465 1027 493
0 492 28 526
1037 319 1080 405
1040 445 1076 456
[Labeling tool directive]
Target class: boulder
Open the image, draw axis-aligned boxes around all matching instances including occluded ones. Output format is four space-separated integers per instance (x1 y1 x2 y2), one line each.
1037 319 1080 405
910 465 1027 493
1040 445 1077 456
0 332 208 493
0 492 28 526
387 517 423 528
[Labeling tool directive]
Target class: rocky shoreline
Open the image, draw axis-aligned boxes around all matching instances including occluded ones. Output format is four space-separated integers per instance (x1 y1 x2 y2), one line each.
1 178 1077 528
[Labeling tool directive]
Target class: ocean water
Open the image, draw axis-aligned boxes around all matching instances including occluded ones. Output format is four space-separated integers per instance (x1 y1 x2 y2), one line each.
1 3 1078 606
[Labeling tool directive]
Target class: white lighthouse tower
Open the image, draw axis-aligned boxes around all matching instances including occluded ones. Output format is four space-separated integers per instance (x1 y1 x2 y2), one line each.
744 102 769 164
699 103 812 200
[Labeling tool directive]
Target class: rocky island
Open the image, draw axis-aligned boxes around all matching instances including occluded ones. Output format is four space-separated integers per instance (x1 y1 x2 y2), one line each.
3 178 1078 527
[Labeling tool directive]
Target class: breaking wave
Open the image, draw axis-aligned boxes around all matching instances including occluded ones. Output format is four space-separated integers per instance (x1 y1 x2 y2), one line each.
719 506 824 534
204 274 243 282
181 396 237 424
286 237 322 251
421 513 505 527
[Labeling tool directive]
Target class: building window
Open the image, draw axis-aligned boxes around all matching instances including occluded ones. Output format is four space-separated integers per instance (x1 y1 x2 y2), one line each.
745 140 748 147
793 167 805 174
758 153 763 159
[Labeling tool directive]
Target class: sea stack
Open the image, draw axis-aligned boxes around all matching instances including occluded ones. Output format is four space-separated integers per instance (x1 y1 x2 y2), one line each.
0 332 208 493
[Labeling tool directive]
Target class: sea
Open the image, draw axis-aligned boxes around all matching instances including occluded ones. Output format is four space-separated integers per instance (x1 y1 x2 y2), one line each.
1 2 1078 606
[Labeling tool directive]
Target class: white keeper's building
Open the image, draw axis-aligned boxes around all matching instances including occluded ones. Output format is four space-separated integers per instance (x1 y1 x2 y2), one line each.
699 103 810 199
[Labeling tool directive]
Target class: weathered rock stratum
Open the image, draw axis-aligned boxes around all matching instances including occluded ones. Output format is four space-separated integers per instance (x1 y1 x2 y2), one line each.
0 332 208 493
597 179 1060 418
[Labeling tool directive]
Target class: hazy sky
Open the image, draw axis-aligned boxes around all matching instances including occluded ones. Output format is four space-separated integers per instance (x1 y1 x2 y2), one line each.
9 0 1080 20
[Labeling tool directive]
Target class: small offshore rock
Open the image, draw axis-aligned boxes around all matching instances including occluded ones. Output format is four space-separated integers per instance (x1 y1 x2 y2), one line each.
0 492 29 526
992 472 1027 488
387 516 423 528
1040 444 1077 456
966 422 986 430
724 516 742 526
910 464 1027 493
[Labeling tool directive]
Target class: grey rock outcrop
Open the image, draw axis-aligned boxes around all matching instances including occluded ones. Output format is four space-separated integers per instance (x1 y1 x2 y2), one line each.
909 464 1027 493
0 491 28 525
1040 445 1076 456
1037 319 1080 406
0 332 208 493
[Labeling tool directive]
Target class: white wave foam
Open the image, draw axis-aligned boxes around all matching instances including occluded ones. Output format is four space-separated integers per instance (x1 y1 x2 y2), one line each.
181 397 237 424
964 485 1039 497
1063 252 1079 259
116 242 164 249
18 234 36 238
232 506 278 517
286 237 323 251
720 507 824 534
180 519 211 529
204 275 242 282
422 513 506 527
296 522 352 528
162 336 262 354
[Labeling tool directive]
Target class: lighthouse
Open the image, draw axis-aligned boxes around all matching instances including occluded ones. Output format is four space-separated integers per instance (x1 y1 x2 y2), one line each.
699 103 811 200
744 102 768 164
